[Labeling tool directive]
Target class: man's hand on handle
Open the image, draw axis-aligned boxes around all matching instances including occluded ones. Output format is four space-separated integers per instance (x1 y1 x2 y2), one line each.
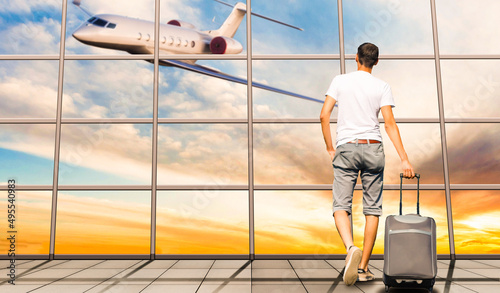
401 159 415 178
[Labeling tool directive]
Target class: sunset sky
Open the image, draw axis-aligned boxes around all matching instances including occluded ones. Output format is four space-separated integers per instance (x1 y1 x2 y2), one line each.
0 0 499 256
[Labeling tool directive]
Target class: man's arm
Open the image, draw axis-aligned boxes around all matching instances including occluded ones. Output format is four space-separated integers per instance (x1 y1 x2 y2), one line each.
320 95 337 161
381 105 415 178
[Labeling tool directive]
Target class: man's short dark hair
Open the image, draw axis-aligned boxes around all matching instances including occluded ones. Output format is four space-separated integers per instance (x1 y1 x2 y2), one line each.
357 43 379 68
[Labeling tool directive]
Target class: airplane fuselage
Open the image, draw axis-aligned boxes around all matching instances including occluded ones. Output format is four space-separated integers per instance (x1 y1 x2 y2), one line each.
73 14 220 56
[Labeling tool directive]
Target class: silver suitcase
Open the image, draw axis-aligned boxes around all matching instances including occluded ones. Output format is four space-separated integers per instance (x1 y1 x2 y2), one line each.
383 174 437 293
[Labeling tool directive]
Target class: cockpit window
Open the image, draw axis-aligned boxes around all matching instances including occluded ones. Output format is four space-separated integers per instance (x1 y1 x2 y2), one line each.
93 18 108 27
87 17 117 29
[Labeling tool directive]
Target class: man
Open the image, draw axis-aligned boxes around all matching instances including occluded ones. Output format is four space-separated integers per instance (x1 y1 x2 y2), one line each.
320 43 415 286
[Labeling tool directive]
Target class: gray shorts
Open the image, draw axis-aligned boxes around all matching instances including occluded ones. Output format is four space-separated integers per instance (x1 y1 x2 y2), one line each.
332 142 385 216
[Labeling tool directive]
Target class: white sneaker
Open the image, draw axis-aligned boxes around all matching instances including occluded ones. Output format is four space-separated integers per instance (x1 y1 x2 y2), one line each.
343 246 362 286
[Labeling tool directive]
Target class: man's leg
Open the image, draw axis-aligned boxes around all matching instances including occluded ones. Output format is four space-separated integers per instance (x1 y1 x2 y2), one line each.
359 143 384 278
332 144 362 285
360 215 379 271
333 210 354 250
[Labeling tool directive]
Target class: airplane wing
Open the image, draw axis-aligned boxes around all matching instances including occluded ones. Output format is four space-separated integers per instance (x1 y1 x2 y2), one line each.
159 59 324 104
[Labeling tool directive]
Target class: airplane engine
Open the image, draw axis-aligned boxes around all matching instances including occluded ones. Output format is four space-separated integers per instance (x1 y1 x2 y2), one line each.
209 36 243 54
167 19 196 29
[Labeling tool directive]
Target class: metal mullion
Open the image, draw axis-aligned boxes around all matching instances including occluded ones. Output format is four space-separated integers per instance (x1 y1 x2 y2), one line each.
444 118 500 123
149 0 161 261
8 117 500 125
3 54 500 62
58 185 151 191
254 184 446 191
252 118 442 123
49 0 68 261
440 54 500 60
430 0 455 259
157 185 248 190
345 54 435 60
247 0 255 261
5 183 499 191
64 54 153 61
337 0 345 74
252 54 340 60
0 118 56 124
0 55 59 60
158 118 247 124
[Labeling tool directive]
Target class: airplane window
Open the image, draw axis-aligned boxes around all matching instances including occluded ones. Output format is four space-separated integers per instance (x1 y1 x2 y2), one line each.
87 17 96 23
184 40 188 47
191 41 195 48
162 36 166 44
138 33 142 40
93 18 108 27
106 23 116 29
168 37 174 45
175 38 181 46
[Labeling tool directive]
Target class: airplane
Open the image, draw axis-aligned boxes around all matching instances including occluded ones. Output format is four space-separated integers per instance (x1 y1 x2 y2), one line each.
71 0 323 104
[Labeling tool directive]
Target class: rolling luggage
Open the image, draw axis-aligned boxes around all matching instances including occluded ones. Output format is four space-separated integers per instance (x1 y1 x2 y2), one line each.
383 174 437 293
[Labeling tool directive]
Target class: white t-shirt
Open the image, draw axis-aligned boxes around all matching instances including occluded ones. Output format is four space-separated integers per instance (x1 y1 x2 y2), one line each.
325 70 395 147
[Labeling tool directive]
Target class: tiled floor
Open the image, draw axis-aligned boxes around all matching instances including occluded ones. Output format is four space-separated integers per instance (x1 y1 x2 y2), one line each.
1 259 499 292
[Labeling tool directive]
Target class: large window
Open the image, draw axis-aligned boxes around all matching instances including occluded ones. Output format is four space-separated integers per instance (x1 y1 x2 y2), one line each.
1 0 499 258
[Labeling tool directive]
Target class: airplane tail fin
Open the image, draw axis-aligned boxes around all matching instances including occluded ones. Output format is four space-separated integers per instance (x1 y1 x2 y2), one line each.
209 0 303 38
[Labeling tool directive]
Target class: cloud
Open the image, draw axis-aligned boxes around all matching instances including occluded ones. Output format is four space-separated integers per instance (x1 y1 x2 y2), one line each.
0 0 60 14
157 124 248 185
0 18 61 54
343 0 434 54
436 0 500 54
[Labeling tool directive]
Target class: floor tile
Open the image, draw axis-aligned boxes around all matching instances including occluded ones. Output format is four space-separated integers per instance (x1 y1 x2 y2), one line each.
325 259 346 270
141 283 200 293
367 259 385 270
462 268 500 280
53 268 129 284
18 260 69 270
304 283 364 292
49 260 104 269
293 268 340 280
251 260 292 269
151 268 208 284
475 260 500 268
86 284 150 293
459 284 500 292
453 260 499 269
205 268 251 281
289 259 333 269
437 268 484 279
0 284 44 292
197 283 251 293
141 260 177 269
15 268 82 284
212 260 251 269
100 268 165 284
251 268 298 282
252 283 307 293
170 260 214 269
91 260 143 269
29 283 96 292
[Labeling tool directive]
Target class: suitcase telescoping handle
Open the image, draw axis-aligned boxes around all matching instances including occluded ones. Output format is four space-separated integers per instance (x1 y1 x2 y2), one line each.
399 173 421 216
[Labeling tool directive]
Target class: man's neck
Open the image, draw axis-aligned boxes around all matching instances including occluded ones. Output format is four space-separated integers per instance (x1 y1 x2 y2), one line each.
357 65 373 74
